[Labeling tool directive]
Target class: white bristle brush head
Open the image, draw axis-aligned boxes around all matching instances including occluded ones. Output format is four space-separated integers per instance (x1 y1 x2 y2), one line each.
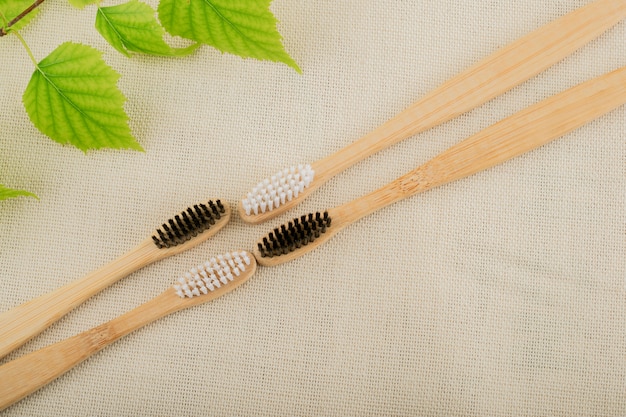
173 251 252 298
241 164 314 216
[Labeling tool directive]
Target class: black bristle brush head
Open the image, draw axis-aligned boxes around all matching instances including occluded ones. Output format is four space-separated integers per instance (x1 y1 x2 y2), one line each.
257 211 332 258
151 200 226 249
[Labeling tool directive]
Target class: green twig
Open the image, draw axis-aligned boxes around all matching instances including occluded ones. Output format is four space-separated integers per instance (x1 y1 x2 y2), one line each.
0 0 45 37
12 30 38 67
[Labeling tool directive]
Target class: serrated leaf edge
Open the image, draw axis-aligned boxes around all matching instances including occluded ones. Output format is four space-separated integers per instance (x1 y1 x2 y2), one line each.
23 42 143 152
96 2 200 57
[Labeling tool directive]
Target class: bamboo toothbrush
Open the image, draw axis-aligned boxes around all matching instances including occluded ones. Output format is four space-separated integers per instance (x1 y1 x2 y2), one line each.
239 0 626 224
0 199 230 359
0 250 256 411
254 65 626 266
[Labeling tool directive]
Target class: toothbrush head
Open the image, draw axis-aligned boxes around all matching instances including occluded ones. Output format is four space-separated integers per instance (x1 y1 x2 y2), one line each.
252 211 334 266
173 251 256 299
239 164 315 224
151 199 230 253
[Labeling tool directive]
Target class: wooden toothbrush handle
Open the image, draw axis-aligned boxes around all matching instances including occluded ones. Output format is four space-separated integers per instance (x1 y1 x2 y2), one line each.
0 240 158 360
0 290 182 411
338 65 626 222
313 0 626 181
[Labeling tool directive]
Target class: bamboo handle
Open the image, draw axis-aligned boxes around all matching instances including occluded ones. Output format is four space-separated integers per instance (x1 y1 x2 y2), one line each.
0 251 257 411
0 290 183 411
0 240 158 359
337 65 626 223
313 0 626 182
0 203 231 359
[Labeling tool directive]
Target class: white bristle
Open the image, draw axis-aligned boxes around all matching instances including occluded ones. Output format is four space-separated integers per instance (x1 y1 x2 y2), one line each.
241 164 315 216
173 251 252 298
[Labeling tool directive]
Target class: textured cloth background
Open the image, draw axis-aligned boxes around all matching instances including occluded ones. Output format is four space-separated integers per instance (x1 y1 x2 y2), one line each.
0 0 625 415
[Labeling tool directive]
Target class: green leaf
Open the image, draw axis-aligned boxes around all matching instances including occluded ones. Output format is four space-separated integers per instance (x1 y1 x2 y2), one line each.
158 0 300 72
96 0 198 57
0 0 40 33
23 42 143 152
0 184 37 200
68 0 100 10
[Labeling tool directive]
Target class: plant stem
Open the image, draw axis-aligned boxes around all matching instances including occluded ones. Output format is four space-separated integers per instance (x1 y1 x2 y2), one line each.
0 0 45 37
12 30 39 68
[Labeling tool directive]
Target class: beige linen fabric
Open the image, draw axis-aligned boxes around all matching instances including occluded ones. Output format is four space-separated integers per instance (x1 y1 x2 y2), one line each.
0 0 624 415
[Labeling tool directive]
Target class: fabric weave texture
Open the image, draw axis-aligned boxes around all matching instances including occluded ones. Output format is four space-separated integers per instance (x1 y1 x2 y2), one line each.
0 0 624 415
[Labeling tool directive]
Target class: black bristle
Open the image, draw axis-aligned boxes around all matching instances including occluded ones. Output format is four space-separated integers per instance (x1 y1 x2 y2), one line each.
151 200 225 249
156 228 169 246
152 235 164 248
209 201 221 219
199 203 216 225
188 206 202 228
163 222 177 243
170 218 184 238
312 221 320 238
257 211 332 258
180 211 197 237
